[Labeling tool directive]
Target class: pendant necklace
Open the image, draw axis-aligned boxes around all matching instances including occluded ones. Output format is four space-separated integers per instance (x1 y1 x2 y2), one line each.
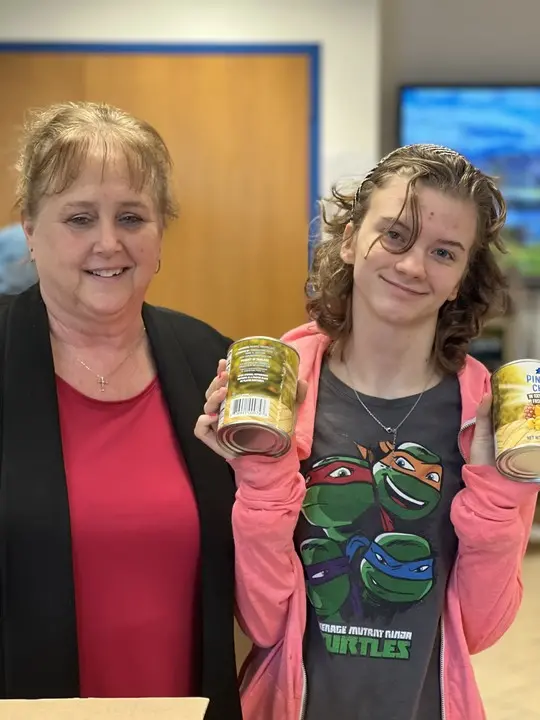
345 363 433 459
75 325 147 392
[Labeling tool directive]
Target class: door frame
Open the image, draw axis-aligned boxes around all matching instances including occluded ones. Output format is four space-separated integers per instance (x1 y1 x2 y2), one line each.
0 41 320 267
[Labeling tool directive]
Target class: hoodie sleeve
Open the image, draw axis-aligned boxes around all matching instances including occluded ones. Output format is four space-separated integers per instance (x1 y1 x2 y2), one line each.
450 464 538 654
230 441 307 649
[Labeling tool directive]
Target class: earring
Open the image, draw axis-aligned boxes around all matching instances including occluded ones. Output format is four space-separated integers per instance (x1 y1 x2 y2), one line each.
155 259 161 274
30 248 35 263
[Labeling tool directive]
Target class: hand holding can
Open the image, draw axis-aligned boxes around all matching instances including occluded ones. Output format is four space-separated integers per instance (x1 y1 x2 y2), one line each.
491 359 540 483
195 342 307 459
216 337 301 457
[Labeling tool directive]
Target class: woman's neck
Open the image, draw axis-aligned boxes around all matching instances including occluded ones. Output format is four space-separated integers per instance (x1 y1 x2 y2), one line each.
44 291 153 401
44 295 144 352
330 313 440 400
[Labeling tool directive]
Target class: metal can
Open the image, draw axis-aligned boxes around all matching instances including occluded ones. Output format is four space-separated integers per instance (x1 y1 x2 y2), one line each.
491 359 540 483
217 336 300 457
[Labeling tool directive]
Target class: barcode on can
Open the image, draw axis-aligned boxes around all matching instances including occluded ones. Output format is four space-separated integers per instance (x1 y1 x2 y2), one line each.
230 396 270 418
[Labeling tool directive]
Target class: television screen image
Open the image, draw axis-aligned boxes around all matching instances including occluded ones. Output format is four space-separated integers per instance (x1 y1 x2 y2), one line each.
398 86 540 282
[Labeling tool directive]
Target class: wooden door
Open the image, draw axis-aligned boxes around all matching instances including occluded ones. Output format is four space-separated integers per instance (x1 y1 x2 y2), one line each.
0 50 311 341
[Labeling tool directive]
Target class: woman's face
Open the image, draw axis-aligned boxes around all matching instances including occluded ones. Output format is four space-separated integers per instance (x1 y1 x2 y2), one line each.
23 152 163 323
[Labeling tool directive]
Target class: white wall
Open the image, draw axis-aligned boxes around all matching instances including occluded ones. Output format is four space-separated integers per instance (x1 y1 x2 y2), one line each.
0 0 381 196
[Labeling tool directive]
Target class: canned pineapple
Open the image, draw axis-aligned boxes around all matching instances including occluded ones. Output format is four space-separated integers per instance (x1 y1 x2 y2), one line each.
217 336 300 457
491 359 540 482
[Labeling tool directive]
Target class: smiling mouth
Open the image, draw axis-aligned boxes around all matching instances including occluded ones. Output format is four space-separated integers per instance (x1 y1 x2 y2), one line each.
368 575 411 595
85 268 130 278
381 277 426 296
384 474 425 509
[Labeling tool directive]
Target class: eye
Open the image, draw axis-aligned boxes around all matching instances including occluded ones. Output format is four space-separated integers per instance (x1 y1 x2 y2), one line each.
433 248 455 261
394 456 414 471
416 565 430 573
68 215 93 226
374 552 387 566
385 230 405 244
328 467 352 478
119 214 143 226
426 472 441 484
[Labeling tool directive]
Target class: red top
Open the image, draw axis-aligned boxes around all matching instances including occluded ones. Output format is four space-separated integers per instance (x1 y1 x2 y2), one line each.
56 376 201 698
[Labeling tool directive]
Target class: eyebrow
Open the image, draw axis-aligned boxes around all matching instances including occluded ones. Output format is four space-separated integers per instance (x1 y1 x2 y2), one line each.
378 216 467 252
380 216 411 232
435 238 467 252
62 200 150 210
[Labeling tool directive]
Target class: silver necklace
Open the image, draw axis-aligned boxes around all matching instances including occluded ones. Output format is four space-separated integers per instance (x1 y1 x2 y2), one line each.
346 363 432 454
76 326 147 392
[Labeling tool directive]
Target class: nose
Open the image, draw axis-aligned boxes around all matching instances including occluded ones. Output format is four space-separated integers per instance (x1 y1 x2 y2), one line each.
394 246 427 280
94 219 122 255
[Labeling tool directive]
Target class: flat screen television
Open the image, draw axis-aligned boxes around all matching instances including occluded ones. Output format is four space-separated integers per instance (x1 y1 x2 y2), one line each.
398 85 540 284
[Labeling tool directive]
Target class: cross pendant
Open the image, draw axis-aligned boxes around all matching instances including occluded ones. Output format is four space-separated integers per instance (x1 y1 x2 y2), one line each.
97 376 108 392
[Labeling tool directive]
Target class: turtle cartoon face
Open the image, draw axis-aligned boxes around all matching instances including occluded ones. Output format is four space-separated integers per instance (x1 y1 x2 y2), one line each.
372 442 442 520
301 537 350 620
302 456 375 535
360 532 433 604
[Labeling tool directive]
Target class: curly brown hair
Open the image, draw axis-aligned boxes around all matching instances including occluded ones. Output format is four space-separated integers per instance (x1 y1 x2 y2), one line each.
306 144 509 374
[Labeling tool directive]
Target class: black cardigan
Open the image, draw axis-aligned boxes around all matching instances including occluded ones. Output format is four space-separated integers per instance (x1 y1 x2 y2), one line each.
0 285 242 720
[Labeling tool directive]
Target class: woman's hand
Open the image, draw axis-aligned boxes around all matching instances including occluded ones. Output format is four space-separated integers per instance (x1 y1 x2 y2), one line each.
194 359 308 461
469 393 496 467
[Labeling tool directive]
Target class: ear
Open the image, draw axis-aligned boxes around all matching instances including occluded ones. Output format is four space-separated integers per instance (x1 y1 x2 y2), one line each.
22 216 34 246
340 222 356 265
21 217 36 261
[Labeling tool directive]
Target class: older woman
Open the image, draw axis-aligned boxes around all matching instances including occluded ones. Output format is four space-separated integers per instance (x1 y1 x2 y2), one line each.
0 101 241 720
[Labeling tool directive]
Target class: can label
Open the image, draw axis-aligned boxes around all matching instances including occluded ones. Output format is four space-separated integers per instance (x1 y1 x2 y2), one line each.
218 337 299 437
492 360 540 463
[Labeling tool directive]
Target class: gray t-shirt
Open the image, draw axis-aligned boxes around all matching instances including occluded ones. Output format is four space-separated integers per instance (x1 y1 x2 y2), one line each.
295 364 463 720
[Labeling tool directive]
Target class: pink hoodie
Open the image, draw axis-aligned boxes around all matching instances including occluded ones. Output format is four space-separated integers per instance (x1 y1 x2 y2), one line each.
230 323 539 720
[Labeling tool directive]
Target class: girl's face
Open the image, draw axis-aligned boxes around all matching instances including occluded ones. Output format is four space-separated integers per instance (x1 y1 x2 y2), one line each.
341 175 478 329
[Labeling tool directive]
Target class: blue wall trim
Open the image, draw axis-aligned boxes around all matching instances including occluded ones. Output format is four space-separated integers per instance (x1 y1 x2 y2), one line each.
0 41 320 267
0 42 318 56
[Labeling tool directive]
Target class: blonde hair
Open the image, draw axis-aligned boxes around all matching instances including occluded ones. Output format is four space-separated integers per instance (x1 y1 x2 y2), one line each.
306 144 509 374
15 101 178 224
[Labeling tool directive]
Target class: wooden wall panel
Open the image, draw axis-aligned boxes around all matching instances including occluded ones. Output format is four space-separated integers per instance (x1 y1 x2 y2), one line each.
0 54 85 222
0 52 310 340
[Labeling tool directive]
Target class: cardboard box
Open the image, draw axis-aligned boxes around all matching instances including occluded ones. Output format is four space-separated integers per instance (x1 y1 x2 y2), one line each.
0 697 209 719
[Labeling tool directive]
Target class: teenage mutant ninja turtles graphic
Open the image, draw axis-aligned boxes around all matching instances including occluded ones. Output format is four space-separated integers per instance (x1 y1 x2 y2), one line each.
302 442 442 537
300 537 354 622
360 441 442 521
303 456 375 541
300 441 442 622
347 532 434 605
301 532 434 620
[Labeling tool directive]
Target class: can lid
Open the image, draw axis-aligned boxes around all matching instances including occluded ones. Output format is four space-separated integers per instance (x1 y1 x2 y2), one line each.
492 359 540 374
218 422 289 456
500 446 540 480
